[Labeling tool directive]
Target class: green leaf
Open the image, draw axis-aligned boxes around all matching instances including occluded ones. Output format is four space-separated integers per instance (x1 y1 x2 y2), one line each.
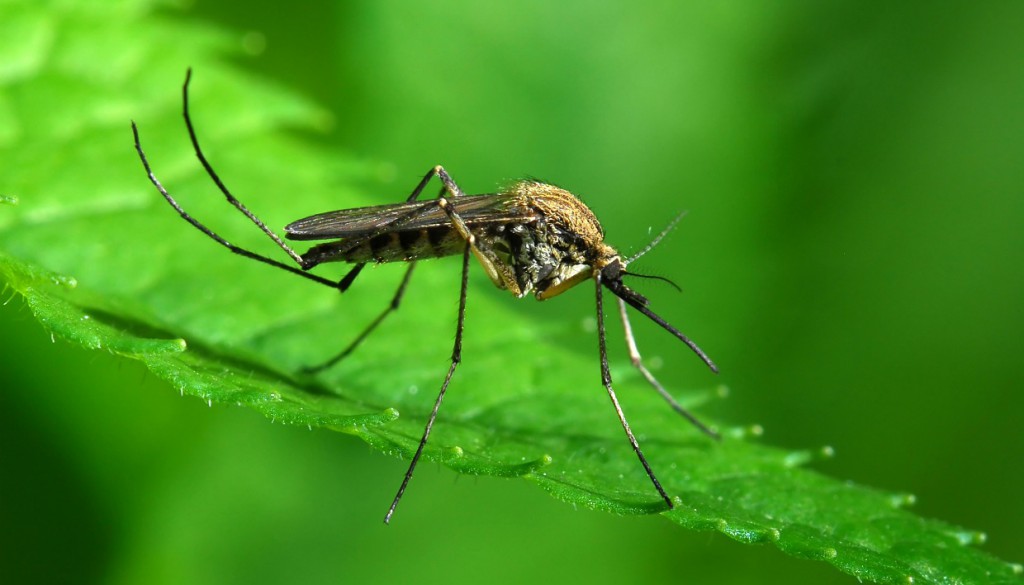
0 2 1019 584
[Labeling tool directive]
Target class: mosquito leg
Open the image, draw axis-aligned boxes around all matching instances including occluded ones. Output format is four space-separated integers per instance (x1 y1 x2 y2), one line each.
316 165 469 259
595 275 674 510
433 166 466 197
133 69 357 290
617 297 719 440
384 243 471 524
300 166 463 370
308 168 440 297
407 166 450 201
297 167 470 371
175 69 316 268
301 263 417 373
426 167 509 278
131 122 345 289
360 166 503 291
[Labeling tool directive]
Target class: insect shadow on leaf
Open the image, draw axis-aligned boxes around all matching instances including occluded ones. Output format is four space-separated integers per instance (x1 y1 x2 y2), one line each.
131 69 720 524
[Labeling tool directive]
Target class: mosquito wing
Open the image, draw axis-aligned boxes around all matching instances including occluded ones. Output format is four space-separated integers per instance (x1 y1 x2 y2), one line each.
287 192 540 265
285 193 533 241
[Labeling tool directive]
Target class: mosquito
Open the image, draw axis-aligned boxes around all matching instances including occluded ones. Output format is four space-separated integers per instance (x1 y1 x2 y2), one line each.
131 69 719 524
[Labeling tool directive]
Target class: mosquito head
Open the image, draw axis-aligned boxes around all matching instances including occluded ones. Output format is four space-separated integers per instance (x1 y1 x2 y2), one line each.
599 257 649 306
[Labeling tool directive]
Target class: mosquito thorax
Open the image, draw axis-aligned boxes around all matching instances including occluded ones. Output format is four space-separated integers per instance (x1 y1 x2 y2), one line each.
482 180 621 300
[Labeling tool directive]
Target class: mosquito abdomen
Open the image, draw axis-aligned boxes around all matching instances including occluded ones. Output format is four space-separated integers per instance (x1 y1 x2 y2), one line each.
302 226 465 265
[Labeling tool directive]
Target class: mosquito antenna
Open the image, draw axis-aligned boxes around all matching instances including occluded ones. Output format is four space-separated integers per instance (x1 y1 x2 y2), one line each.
622 271 682 293
625 210 687 265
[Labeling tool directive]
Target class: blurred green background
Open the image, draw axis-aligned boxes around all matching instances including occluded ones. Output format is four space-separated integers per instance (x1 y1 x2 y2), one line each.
2 1 1021 584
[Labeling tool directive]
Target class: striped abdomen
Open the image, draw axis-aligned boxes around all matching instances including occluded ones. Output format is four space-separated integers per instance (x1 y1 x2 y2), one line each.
301 226 466 265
